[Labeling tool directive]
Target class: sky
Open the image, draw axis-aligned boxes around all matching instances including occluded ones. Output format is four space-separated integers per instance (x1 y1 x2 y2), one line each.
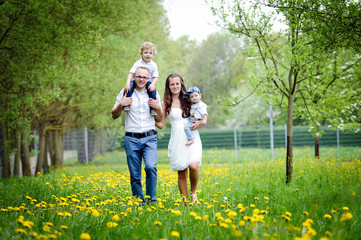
163 0 222 42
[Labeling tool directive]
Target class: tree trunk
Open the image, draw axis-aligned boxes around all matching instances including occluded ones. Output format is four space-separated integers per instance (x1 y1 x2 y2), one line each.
14 131 21 176
42 138 49 174
286 94 294 184
1 122 10 178
54 130 61 169
35 124 46 174
314 126 320 158
21 133 32 176
48 131 56 166
53 130 64 169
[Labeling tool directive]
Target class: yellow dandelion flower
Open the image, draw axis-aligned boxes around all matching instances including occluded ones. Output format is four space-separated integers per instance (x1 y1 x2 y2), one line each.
331 209 337 214
303 211 309 216
43 225 51 232
219 223 229 228
319 237 329 240
263 233 270 237
324 214 332 219
112 215 121 221
228 211 237 218
342 206 349 211
203 215 209 221
15 228 27 235
232 230 242 237
60 225 68 229
250 204 255 208
92 210 100 217
282 215 291 222
238 220 245 226
171 231 180 238
340 212 353 222
80 233 91 240
189 211 197 217
154 221 162 226
285 211 292 217
17 215 24 223
325 231 333 237
48 234 57 239
237 203 243 208
254 197 259 200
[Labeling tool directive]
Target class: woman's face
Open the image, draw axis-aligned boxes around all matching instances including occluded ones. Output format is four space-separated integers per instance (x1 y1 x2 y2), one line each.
168 77 182 95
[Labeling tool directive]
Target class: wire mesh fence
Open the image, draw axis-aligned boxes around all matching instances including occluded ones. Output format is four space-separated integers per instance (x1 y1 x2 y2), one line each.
58 125 361 163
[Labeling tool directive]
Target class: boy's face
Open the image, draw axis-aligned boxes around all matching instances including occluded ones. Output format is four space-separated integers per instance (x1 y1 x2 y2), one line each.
189 92 201 104
140 48 155 63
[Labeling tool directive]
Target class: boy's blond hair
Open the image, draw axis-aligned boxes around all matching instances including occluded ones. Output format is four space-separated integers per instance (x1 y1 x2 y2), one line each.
139 42 157 55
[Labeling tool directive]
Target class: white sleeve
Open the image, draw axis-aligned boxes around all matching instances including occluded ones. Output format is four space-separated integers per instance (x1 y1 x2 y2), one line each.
152 63 159 78
112 89 125 110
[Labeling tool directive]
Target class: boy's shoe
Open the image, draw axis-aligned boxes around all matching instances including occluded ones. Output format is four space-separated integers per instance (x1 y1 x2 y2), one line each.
151 109 158 116
123 106 130 112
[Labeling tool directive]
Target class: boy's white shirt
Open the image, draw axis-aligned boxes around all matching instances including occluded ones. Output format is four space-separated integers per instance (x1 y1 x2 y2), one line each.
130 59 159 82
190 100 208 119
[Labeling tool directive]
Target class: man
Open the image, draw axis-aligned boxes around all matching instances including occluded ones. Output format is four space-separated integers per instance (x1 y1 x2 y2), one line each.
112 67 162 203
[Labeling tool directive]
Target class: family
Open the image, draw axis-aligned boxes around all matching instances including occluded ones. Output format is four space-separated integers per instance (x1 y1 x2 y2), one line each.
111 42 208 205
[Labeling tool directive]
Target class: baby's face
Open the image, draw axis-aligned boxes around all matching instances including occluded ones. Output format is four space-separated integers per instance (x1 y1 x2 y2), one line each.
189 92 201 103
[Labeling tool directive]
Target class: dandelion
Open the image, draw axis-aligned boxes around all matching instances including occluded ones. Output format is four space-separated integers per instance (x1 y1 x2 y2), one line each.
112 215 121 221
80 233 91 240
285 211 292 217
250 204 256 208
171 231 180 238
325 231 333 237
203 215 209 221
324 214 332 219
237 203 243 208
107 222 118 228
238 220 245 226
342 206 349 211
232 230 242 237
282 215 291 222
219 223 229 228
154 221 162 226
340 212 353 222
92 210 100 217
320 238 329 240
60 225 68 229
303 211 309 216
254 197 259 200
15 228 27 235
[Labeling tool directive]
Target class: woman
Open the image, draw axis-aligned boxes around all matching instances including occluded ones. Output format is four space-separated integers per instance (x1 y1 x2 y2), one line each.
157 73 207 204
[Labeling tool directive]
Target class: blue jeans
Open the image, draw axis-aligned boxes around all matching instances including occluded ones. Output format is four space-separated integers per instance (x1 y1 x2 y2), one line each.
185 117 197 141
124 134 158 202
126 80 157 112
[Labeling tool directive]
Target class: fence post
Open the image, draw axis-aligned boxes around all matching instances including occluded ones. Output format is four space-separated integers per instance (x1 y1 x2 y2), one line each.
337 127 340 158
269 104 274 160
84 127 88 164
234 127 238 162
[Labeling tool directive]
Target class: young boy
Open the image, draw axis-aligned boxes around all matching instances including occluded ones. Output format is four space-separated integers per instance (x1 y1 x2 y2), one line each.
183 86 208 145
123 42 159 115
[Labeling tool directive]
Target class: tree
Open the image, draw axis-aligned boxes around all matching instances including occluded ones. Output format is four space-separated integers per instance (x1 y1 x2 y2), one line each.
210 0 361 183
185 32 242 126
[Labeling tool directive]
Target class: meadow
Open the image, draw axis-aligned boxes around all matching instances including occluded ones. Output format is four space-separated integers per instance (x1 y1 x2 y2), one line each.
0 147 360 240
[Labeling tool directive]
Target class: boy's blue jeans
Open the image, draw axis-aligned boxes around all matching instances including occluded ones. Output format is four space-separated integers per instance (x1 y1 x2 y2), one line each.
185 117 197 141
126 80 156 112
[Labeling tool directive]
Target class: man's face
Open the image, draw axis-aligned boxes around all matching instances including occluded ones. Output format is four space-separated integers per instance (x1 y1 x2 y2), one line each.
134 68 149 90
189 92 201 104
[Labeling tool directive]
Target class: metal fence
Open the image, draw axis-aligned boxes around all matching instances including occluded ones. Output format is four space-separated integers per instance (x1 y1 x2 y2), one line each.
38 125 361 162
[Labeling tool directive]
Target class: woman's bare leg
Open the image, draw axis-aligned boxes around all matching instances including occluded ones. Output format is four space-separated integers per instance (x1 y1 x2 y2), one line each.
189 162 199 196
178 169 189 204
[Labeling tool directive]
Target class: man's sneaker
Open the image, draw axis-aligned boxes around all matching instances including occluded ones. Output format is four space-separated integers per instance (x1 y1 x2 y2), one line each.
123 106 130 112
151 109 158 116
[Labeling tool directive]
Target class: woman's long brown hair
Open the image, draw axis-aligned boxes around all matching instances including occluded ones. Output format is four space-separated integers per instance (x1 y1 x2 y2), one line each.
163 73 190 118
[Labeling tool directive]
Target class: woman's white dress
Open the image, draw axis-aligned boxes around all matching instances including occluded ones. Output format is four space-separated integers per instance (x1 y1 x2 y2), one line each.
167 108 202 172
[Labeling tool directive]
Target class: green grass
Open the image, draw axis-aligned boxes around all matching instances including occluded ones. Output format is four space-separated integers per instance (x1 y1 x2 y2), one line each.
0 147 360 239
